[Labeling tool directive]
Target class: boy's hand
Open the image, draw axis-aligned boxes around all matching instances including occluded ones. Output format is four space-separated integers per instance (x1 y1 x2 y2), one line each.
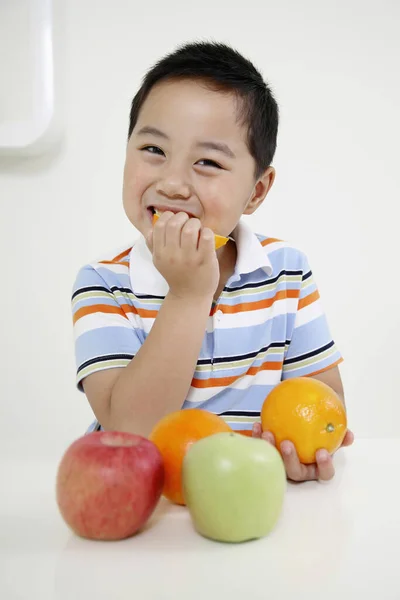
252 423 355 482
147 211 220 301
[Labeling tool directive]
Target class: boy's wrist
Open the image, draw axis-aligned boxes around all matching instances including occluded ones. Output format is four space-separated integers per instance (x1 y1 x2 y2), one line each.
166 290 214 308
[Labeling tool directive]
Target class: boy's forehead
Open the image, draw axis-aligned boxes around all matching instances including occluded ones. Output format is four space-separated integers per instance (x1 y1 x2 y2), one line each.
136 78 247 142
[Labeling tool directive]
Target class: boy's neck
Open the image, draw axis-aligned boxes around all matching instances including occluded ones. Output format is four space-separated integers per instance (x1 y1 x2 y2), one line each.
214 240 237 303
217 238 237 269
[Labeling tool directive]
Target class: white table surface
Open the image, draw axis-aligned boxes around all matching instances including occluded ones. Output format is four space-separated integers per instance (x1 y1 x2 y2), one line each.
1 439 399 600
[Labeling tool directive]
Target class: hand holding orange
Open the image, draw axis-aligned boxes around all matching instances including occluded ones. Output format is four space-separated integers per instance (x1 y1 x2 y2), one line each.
261 377 347 465
152 211 230 249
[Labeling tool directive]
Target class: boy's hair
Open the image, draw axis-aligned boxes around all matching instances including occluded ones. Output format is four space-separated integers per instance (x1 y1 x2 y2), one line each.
128 41 279 179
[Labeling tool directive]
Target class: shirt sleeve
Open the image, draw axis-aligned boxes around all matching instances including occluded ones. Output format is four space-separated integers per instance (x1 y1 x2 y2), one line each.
71 265 145 391
282 252 343 379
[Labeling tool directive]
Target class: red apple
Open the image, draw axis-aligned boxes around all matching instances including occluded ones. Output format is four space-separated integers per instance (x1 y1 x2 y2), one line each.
56 431 164 540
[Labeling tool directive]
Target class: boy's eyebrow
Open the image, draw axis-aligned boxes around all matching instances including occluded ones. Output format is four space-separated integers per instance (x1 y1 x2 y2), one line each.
136 126 236 159
137 126 169 140
197 140 236 159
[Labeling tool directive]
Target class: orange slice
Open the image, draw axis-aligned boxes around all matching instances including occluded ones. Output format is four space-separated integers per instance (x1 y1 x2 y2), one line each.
152 212 229 249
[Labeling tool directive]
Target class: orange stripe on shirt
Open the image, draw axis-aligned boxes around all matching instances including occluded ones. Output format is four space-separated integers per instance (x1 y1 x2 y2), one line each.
304 357 344 378
73 303 159 324
73 304 130 325
191 360 283 388
298 289 320 310
98 260 130 267
261 238 283 246
212 289 300 315
99 247 132 264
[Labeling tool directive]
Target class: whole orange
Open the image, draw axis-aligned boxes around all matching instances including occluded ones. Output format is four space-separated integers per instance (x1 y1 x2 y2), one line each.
261 377 347 464
149 409 232 505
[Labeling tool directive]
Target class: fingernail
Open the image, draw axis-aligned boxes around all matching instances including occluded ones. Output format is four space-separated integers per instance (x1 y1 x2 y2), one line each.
317 450 330 461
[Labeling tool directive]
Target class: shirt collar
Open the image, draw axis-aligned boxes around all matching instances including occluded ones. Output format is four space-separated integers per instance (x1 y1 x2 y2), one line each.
129 218 273 296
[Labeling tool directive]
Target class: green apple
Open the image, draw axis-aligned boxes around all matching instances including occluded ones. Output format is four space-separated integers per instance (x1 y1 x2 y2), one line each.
182 432 286 543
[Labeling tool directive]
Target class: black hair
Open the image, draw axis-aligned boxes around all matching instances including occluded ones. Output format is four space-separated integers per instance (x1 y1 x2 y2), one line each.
128 41 279 179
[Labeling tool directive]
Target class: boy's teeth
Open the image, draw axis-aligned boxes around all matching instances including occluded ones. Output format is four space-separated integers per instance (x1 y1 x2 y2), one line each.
153 208 196 219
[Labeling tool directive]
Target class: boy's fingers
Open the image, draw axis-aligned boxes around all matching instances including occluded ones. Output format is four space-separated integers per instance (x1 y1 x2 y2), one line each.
280 441 305 481
261 430 275 446
252 422 262 438
315 449 335 481
253 433 339 482
280 441 318 482
341 429 354 447
181 218 202 252
165 212 189 248
152 211 170 254
198 226 216 256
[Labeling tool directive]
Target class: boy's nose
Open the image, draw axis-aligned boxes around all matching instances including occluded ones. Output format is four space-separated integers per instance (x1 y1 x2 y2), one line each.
156 171 191 199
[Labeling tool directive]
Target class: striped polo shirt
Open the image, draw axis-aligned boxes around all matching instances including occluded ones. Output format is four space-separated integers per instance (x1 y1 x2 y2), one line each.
72 218 343 433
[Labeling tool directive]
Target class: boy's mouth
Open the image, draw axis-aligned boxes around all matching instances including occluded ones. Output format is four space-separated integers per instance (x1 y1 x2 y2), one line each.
149 206 234 248
148 207 197 219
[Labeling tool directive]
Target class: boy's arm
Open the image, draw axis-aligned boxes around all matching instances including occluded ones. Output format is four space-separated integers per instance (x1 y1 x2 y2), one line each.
254 363 354 482
82 210 219 438
256 251 354 481
83 292 212 437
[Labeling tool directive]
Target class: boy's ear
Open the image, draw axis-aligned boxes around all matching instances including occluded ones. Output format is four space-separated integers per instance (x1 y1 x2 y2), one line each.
243 167 275 215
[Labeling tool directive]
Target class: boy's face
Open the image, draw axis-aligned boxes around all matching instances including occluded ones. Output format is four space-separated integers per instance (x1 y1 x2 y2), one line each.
123 78 274 241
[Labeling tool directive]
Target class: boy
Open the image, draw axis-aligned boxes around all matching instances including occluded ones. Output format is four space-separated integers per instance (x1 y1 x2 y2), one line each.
72 41 354 483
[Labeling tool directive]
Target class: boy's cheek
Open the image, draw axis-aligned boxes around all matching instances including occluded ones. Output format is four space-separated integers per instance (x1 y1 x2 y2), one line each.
123 171 151 209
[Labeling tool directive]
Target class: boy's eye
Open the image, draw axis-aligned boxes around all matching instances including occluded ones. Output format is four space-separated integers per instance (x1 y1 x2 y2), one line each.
197 159 223 169
141 146 165 156
141 147 222 169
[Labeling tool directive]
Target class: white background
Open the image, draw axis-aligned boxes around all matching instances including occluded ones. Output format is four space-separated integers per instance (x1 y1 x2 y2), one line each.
1 0 399 460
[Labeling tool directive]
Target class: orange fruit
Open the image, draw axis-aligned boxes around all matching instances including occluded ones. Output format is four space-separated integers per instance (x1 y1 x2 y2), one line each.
149 409 232 505
261 377 347 464
213 233 230 250
152 212 229 249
